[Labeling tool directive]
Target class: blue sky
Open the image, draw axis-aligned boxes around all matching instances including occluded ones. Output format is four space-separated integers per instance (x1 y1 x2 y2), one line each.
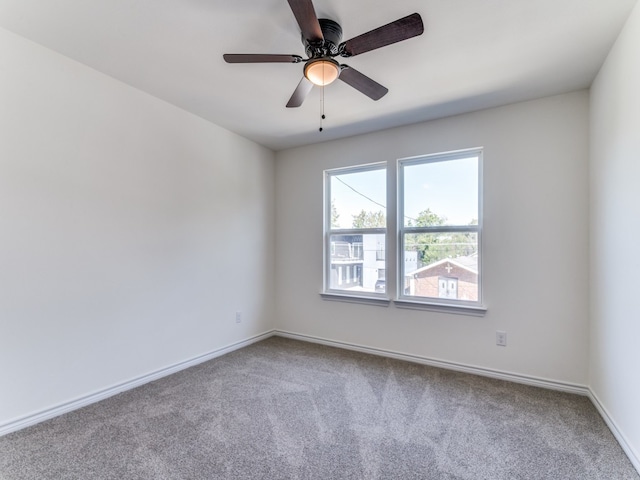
403 156 478 226
331 156 478 229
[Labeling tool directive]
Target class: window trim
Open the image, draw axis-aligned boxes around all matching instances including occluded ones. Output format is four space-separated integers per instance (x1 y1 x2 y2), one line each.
396 148 484 310
321 149 486 316
323 162 388 299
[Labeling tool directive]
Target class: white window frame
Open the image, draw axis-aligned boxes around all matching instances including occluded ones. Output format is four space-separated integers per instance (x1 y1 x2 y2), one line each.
396 148 485 314
322 162 389 304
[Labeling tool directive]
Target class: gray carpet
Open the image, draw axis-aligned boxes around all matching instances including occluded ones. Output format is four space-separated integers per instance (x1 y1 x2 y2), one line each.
0 336 637 479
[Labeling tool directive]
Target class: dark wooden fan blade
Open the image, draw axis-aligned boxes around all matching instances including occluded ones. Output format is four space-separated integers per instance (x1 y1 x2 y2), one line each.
287 0 323 43
286 77 314 108
340 13 424 57
338 65 388 101
223 54 303 63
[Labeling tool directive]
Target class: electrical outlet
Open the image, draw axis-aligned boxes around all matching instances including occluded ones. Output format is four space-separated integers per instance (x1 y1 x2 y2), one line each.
235 312 242 324
496 331 507 347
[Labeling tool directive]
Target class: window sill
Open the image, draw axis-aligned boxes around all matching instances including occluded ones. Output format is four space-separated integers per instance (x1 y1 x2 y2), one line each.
394 299 487 316
320 292 391 307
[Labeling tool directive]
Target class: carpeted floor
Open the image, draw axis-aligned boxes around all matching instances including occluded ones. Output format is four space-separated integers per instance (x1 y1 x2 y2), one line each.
0 336 637 479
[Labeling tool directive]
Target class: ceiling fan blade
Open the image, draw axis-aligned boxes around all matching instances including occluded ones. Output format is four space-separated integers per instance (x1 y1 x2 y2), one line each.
339 65 388 101
223 54 303 63
286 0 323 43
340 13 424 57
286 77 314 108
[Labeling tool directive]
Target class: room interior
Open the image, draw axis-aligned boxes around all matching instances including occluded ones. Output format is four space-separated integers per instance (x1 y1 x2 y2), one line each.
1 0 639 475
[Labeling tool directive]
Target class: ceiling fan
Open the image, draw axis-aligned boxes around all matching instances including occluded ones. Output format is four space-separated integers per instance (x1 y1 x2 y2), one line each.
223 0 424 108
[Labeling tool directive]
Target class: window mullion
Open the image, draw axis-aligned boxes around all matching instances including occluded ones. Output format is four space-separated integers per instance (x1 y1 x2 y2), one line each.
401 225 479 234
328 227 386 236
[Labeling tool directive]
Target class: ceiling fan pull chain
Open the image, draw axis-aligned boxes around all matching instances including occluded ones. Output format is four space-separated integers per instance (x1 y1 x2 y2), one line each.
319 84 325 132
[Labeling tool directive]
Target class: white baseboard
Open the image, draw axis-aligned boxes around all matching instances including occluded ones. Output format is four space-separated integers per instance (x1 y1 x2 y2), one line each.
274 330 589 395
588 389 640 475
0 330 275 437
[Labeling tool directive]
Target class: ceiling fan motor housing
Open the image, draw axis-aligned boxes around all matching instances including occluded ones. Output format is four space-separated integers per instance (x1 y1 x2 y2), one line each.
304 18 343 58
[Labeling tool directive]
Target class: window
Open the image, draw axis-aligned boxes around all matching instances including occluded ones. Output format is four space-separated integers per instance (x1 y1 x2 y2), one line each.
398 149 481 307
323 148 483 312
324 164 386 296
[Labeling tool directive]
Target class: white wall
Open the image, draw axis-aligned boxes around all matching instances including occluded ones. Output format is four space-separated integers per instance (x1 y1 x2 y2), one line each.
276 91 590 385
590 1 640 468
0 28 275 427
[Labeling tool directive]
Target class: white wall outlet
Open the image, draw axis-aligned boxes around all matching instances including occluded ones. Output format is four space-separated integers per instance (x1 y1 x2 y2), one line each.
235 311 242 324
496 331 507 347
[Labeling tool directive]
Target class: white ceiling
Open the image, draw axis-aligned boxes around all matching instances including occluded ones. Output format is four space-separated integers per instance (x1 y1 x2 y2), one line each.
0 0 637 151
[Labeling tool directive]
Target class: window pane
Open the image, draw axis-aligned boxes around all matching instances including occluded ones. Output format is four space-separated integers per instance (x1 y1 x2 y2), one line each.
329 234 385 293
330 168 386 229
402 232 478 301
403 156 478 227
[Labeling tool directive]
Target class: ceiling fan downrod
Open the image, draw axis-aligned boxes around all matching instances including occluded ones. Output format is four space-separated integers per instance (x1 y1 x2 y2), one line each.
303 18 343 59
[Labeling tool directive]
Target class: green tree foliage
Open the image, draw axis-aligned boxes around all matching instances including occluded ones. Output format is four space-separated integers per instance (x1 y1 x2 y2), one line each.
352 210 386 228
344 207 477 267
407 209 477 267
410 209 446 228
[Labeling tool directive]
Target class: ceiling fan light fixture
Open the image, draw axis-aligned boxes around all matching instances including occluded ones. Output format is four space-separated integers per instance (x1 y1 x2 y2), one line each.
304 58 340 86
